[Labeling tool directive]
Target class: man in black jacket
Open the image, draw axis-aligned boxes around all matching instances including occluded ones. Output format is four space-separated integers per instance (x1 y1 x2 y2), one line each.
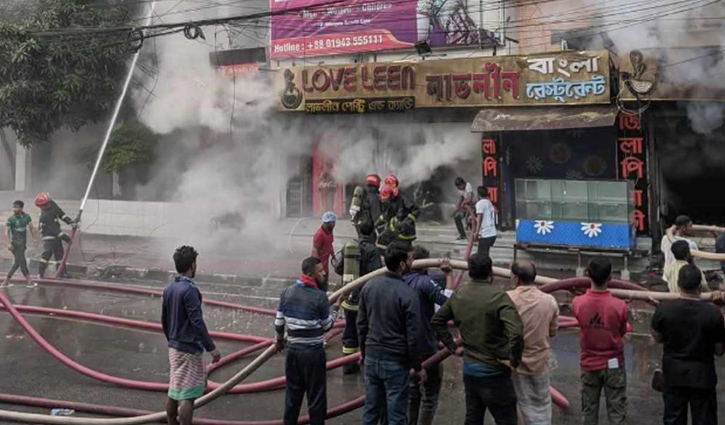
358 242 426 425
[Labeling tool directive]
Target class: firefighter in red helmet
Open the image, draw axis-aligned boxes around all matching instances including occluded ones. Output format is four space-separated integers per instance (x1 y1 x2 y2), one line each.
35 193 77 278
376 180 419 249
384 174 399 190
350 174 382 237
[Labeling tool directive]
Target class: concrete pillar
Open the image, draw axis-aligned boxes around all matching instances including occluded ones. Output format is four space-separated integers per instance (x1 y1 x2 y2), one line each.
112 171 121 198
14 143 31 192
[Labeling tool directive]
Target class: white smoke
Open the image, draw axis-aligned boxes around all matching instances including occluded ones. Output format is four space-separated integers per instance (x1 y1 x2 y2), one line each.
685 102 725 135
131 3 482 252
527 0 725 134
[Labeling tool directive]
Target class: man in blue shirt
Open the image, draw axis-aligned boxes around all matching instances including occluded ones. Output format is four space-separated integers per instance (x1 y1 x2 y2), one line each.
162 246 220 425
275 257 341 425
405 245 451 425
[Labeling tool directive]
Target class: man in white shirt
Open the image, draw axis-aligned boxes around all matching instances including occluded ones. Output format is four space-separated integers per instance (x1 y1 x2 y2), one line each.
453 177 474 241
661 215 698 272
475 186 497 258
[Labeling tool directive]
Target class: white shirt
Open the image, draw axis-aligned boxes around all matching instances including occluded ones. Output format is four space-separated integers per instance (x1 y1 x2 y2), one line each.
459 182 473 202
660 235 698 272
476 198 497 238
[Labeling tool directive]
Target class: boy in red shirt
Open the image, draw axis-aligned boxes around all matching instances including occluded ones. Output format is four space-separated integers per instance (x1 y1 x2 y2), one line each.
312 211 337 292
572 257 628 425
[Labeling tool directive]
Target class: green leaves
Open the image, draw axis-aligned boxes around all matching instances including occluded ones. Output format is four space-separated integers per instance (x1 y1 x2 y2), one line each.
81 119 159 173
0 0 133 147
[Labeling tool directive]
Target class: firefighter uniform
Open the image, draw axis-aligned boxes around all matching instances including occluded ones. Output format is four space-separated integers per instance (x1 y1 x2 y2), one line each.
376 190 420 249
351 175 382 237
340 234 381 374
37 199 75 277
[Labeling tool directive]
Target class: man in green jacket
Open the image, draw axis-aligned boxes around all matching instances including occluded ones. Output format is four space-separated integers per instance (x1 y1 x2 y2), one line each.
431 253 523 425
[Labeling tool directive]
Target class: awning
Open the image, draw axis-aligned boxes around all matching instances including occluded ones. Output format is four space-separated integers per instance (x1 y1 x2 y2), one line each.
471 105 619 132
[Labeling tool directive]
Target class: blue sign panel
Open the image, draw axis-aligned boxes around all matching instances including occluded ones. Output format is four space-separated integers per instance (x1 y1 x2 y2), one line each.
516 219 634 250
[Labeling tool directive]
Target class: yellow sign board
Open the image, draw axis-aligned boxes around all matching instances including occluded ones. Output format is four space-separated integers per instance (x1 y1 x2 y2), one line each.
277 50 610 112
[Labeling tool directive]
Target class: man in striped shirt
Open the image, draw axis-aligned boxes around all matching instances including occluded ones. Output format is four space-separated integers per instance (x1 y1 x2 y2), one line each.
275 257 342 425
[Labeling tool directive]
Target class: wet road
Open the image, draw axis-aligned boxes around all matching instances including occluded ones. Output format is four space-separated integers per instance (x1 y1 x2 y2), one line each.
0 281 723 425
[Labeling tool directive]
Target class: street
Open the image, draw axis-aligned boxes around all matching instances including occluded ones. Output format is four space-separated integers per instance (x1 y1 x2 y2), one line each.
0 279 716 425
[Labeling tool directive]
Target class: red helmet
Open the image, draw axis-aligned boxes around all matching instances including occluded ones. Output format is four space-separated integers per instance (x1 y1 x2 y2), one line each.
379 185 392 202
384 174 399 189
379 185 399 202
365 174 381 188
34 192 50 207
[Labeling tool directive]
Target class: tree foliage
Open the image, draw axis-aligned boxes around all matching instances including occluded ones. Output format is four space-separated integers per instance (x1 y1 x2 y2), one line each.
0 0 133 147
81 119 159 173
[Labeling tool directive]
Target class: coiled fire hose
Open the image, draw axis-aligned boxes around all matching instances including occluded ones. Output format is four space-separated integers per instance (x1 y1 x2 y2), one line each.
0 259 708 423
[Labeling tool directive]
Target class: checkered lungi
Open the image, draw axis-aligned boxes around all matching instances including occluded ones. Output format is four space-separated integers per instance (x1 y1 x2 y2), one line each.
512 371 552 425
168 347 206 400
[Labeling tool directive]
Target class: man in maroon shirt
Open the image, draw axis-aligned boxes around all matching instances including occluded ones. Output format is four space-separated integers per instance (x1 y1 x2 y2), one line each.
312 211 337 292
572 257 629 425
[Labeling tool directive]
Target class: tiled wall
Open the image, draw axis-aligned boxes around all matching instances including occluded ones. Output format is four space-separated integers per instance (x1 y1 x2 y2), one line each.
0 196 195 238
81 200 191 238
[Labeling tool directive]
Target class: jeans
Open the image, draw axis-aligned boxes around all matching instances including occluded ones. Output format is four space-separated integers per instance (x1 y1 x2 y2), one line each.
454 210 468 239
7 245 30 279
284 345 327 425
362 355 411 425
408 362 443 425
463 373 518 425
581 368 627 425
477 236 497 258
663 387 717 425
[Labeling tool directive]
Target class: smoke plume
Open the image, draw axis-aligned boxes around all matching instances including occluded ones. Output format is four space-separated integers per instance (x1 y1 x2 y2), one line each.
130 3 481 253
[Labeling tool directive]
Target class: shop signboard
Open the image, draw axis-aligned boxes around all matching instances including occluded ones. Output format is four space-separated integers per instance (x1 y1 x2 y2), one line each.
270 0 503 59
619 48 725 101
617 114 650 235
276 50 611 112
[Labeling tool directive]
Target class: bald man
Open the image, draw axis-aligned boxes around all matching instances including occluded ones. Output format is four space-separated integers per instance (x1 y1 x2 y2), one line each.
507 261 559 425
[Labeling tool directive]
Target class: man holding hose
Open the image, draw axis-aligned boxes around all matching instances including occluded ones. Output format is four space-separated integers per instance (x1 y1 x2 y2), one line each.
275 257 342 425
162 246 221 425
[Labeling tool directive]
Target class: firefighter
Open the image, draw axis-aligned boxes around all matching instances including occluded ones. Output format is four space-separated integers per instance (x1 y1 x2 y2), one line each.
35 193 77 278
384 174 399 190
376 182 420 249
350 174 382 236
340 220 381 374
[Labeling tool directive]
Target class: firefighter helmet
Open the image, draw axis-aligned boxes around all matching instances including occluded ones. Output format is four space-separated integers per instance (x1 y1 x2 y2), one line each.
384 174 399 189
34 192 50 207
379 184 399 202
365 174 382 188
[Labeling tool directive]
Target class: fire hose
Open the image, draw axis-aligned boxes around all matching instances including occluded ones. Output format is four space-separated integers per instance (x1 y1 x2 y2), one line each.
451 209 477 290
667 225 725 261
0 259 685 424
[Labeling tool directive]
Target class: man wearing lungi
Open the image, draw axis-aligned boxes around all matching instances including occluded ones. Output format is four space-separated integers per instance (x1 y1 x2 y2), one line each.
162 245 221 425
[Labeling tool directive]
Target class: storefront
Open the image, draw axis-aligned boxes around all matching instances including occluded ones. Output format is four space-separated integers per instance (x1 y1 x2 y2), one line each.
616 47 725 247
275 50 632 235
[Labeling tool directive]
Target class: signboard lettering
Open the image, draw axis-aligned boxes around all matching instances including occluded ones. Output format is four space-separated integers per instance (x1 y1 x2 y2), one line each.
276 50 611 111
617 114 649 235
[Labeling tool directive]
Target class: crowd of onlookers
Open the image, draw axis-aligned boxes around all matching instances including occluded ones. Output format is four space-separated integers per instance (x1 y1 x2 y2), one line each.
157 209 725 425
